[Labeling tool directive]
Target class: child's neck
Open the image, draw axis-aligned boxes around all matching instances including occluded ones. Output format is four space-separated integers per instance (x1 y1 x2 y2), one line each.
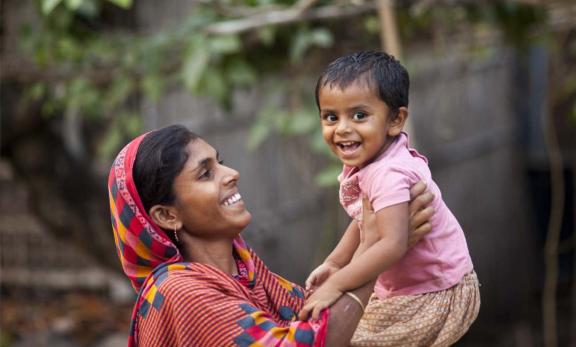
356 136 396 169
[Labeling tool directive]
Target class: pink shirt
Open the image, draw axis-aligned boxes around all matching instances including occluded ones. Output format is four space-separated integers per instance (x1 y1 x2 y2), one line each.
338 133 473 299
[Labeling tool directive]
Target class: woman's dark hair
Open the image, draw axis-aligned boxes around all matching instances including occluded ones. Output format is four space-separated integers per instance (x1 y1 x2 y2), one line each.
133 124 199 214
315 51 409 117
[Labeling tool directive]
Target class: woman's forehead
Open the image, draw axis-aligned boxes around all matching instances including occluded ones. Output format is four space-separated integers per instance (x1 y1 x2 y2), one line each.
184 139 217 164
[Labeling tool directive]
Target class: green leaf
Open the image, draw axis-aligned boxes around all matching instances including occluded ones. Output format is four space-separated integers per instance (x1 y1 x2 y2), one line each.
364 16 380 34
290 28 333 64
124 113 142 136
106 0 133 9
142 75 163 101
247 120 272 150
248 105 277 149
285 109 317 135
310 128 333 156
65 0 83 11
29 83 47 101
105 78 133 110
208 35 241 55
182 38 210 91
226 59 257 87
257 27 276 46
310 29 333 47
314 164 341 187
201 67 228 103
290 29 309 64
98 123 122 159
42 0 63 14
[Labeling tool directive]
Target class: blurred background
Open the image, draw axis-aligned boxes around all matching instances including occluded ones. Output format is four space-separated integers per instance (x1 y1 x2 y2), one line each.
1 0 575 346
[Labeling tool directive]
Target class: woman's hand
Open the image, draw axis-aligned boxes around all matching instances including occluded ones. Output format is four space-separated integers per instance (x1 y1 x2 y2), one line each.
408 181 434 247
305 262 340 292
354 195 379 258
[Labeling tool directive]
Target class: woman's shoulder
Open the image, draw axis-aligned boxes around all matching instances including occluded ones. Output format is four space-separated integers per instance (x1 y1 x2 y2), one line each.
157 263 239 297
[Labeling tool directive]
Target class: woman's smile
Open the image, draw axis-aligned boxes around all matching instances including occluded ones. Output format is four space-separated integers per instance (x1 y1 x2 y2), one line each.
173 139 252 237
221 192 246 211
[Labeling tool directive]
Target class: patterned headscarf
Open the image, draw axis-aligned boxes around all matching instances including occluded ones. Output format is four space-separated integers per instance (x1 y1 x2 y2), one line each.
108 133 182 292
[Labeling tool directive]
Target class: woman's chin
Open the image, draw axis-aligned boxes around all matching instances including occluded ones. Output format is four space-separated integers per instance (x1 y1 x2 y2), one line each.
238 211 253 229
230 211 252 234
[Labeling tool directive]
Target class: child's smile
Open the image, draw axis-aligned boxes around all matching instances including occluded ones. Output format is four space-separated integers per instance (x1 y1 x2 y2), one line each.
318 80 403 168
337 141 361 153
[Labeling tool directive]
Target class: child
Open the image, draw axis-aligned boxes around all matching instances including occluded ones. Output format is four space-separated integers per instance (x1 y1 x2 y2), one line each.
300 51 480 347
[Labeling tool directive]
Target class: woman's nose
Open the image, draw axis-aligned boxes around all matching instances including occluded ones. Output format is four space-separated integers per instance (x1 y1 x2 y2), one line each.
222 165 240 185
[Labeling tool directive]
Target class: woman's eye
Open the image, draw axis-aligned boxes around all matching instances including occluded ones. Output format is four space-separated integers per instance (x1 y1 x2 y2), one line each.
218 160 224 165
353 112 367 120
199 170 211 179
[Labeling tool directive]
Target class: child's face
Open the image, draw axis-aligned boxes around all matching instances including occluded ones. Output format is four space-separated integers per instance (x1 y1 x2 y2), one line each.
318 81 404 168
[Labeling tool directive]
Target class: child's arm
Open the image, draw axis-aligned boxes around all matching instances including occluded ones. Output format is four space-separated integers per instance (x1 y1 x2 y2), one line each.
325 219 360 267
300 202 409 319
305 220 359 290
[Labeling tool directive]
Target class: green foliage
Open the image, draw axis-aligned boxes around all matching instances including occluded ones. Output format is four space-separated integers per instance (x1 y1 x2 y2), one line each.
19 0 560 187
315 164 341 187
23 0 342 163
290 27 333 64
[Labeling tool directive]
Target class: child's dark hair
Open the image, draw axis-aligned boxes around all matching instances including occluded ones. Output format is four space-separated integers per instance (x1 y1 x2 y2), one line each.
315 51 409 116
133 124 199 215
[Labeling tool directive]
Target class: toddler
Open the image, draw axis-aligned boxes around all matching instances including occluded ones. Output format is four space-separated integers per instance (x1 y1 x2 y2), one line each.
301 51 480 347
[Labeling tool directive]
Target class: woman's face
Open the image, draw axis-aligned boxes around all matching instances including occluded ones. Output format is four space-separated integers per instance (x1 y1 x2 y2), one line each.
171 139 252 238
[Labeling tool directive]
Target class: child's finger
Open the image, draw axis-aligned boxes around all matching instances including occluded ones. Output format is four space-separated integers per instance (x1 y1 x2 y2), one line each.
311 305 325 321
298 304 312 321
305 274 316 290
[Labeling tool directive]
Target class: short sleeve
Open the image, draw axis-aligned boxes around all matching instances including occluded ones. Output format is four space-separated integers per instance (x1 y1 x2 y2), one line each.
362 165 411 213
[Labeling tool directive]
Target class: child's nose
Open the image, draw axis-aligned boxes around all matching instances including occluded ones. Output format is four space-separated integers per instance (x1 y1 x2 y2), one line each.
336 119 351 134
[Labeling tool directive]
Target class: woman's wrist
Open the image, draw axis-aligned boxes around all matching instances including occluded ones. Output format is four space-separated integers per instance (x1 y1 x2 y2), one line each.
324 279 375 347
344 292 366 312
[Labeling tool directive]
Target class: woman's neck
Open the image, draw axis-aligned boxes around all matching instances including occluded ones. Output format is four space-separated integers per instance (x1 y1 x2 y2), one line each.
179 234 237 275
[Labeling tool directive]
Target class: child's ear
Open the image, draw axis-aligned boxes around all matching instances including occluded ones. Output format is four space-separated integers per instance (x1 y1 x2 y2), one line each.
149 204 183 231
387 107 408 137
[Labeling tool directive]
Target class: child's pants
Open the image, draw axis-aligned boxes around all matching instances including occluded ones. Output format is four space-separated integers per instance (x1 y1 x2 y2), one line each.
350 271 480 347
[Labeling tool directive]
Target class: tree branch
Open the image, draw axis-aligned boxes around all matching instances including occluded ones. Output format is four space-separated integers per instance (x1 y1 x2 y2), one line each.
204 3 377 35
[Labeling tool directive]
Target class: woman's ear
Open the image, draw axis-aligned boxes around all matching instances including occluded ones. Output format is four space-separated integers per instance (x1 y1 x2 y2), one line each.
149 204 182 231
388 107 408 137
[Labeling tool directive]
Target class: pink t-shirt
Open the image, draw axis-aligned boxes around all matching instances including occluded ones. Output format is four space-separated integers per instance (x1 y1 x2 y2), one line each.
338 132 473 299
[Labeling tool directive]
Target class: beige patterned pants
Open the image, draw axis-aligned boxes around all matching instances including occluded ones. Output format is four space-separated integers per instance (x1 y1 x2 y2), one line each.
350 272 480 347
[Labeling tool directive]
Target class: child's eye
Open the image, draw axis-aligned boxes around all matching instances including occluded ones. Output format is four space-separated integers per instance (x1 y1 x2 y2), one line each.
353 112 367 120
323 113 337 122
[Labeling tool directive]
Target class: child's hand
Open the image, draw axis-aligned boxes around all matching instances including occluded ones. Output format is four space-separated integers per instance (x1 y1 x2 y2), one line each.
305 262 340 292
298 282 343 321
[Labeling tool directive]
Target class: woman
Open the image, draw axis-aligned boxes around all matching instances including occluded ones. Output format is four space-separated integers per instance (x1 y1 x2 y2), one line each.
108 124 434 346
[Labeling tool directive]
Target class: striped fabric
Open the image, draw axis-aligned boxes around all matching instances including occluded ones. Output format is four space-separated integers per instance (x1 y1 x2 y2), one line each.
137 246 328 347
108 134 328 347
